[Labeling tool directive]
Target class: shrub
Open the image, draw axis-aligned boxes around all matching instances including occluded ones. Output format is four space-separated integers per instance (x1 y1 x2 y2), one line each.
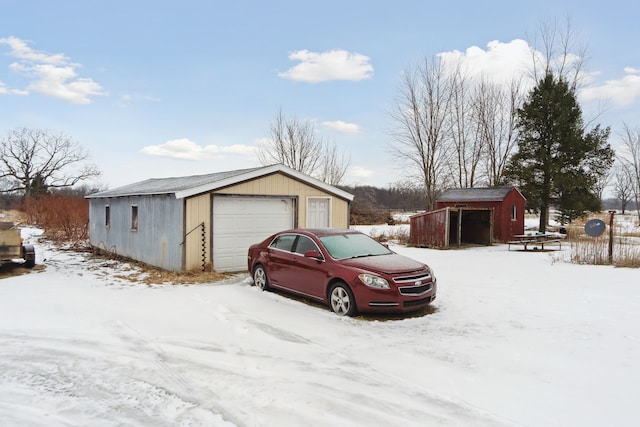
367 226 411 245
21 195 89 247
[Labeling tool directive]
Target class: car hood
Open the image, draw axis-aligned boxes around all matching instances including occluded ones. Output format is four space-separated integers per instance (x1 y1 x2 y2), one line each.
340 253 426 275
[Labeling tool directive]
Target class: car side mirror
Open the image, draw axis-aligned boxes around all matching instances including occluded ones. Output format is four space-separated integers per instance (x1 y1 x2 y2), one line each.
304 250 323 260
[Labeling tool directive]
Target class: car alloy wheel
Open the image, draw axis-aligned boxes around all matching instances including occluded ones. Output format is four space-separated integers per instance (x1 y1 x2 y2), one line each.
329 282 356 316
253 265 269 291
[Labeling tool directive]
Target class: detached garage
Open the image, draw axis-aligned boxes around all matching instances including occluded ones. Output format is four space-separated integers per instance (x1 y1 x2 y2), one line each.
87 164 354 272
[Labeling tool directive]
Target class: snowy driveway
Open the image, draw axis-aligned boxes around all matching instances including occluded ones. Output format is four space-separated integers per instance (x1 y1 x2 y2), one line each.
1 240 639 426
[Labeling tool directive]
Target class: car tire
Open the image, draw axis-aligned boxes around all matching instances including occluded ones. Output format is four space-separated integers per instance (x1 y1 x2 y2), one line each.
253 265 269 291
329 282 357 317
22 244 35 268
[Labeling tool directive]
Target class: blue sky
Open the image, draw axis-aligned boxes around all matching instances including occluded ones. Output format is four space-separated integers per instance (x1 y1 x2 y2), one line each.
1 0 639 190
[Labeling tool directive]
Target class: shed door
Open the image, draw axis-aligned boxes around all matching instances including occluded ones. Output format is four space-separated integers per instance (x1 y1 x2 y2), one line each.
213 196 295 272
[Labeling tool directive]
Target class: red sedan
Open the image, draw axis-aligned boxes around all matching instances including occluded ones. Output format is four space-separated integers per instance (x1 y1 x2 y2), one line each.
247 229 437 316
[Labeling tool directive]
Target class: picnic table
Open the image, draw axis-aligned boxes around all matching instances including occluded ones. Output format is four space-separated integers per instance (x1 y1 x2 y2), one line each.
508 233 563 251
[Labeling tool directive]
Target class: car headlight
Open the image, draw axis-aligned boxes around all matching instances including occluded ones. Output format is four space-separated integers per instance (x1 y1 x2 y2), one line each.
358 273 390 289
429 267 436 282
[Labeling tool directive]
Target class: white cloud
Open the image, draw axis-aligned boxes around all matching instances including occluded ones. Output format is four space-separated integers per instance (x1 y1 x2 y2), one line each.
141 138 256 161
0 36 69 65
321 120 360 133
348 166 374 178
436 38 640 109
580 67 640 107
437 39 533 86
0 36 106 104
279 49 373 83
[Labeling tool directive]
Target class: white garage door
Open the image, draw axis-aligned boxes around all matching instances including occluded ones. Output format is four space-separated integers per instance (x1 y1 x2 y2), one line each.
213 196 295 272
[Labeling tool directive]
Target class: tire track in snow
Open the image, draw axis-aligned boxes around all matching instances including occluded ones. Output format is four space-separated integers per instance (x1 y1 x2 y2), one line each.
188 293 521 427
0 332 235 426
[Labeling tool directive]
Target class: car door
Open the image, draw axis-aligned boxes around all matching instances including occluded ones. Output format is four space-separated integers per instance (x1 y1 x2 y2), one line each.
288 235 327 299
266 234 297 286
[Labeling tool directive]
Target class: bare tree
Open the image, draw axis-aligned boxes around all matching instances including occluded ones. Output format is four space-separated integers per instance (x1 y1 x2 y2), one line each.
389 57 454 211
619 123 640 221
449 66 484 188
613 163 634 214
474 78 523 186
319 141 350 186
528 17 587 91
0 127 101 198
257 109 323 176
258 109 350 185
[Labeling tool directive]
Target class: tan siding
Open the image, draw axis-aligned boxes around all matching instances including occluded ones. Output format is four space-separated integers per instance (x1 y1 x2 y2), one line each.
185 193 211 270
215 173 350 228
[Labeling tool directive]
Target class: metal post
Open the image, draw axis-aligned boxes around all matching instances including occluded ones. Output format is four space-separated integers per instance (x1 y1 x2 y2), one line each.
201 222 206 271
608 210 615 264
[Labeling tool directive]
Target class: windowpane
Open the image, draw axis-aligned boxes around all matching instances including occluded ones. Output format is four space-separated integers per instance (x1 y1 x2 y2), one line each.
270 234 296 251
131 205 138 230
294 236 318 254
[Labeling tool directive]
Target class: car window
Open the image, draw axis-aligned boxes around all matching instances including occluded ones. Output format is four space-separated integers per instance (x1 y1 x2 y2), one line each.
294 236 319 255
319 233 392 260
269 234 296 252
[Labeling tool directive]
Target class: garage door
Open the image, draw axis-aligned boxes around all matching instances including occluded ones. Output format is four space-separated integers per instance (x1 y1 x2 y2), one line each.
213 196 295 272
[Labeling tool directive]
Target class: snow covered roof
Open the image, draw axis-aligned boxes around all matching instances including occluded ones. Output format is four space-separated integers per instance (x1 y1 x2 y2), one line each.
437 186 523 202
86 164 355 201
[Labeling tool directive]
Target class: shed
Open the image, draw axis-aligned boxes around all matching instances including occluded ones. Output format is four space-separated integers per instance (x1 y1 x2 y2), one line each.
86 164 354 272
410 186 525 248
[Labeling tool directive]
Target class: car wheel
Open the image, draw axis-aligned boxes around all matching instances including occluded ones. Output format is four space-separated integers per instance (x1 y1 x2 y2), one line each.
22 245 35 268
329 282 357 317
253 265 269 291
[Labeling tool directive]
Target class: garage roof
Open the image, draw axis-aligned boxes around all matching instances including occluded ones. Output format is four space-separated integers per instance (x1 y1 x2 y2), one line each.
86 164 355 201
437 186 523 202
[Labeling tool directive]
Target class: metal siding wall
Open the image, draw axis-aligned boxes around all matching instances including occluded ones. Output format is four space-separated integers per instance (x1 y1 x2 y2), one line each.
89 195 184 270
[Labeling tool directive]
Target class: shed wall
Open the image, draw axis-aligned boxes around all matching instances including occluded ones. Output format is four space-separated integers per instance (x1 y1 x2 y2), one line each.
410 208 448 247
498 189 525 241
89 195 184 270
185 194 211 270
214 173 350 228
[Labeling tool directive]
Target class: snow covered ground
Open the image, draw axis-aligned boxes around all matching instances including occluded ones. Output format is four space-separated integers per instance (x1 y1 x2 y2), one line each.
1 226 639 426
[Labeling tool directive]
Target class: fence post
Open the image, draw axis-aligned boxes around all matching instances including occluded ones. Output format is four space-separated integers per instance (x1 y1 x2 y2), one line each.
608 210 615 264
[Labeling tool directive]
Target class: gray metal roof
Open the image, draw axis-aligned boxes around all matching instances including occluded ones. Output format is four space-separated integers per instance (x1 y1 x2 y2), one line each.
86 164 354 201
437 187 520 202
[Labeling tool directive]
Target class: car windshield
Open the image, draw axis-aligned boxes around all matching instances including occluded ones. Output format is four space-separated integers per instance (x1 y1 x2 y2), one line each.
319 233 392 260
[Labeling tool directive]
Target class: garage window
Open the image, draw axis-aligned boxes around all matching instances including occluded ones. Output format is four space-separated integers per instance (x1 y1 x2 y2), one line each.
105 205 110 227
131 205 138 231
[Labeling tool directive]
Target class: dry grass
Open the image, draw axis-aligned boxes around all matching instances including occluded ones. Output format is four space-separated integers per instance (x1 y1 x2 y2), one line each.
369 228 410 245
90 250 232 285
565 213 640 268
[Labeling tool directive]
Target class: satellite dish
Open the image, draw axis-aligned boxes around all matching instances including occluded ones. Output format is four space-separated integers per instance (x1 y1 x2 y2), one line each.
584 218 606 237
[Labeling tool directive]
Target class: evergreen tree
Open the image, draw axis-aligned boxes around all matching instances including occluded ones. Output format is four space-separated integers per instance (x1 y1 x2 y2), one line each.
505 73 614 231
